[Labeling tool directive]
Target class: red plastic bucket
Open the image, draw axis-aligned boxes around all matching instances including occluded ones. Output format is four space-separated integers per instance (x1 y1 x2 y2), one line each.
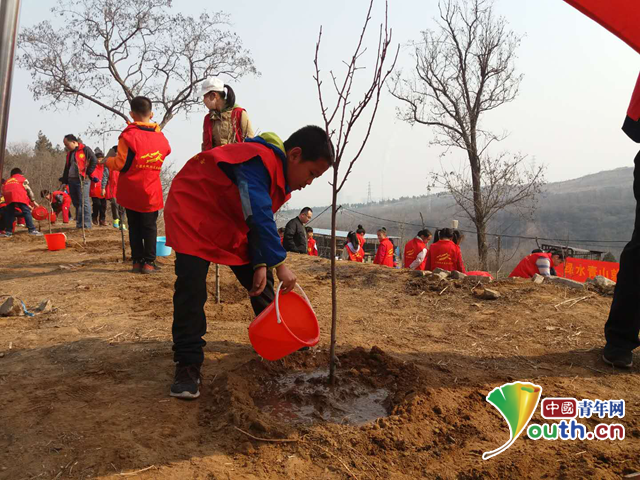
248 283 319 361
50 212 57 223
32 206 49 221
45 233 66 251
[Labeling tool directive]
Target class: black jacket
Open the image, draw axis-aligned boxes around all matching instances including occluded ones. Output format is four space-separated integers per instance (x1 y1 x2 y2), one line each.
60 145 98 185
284 216 307 254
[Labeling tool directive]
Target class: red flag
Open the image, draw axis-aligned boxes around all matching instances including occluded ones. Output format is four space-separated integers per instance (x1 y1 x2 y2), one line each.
563 1 640 54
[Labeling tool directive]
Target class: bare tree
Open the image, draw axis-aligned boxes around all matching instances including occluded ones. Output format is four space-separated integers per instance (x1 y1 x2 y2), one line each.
390 0 543 269
314 0 398 382
17 0 257 134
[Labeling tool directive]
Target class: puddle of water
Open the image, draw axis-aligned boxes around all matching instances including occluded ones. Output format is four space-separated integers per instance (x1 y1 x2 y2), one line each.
255 368 389 426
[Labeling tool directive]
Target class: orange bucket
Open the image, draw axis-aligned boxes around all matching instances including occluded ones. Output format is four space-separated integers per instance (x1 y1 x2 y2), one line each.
45 233 66 251
248 283 319 361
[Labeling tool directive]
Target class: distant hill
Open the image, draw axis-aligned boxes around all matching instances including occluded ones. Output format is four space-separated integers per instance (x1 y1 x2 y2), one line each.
280 167 635 263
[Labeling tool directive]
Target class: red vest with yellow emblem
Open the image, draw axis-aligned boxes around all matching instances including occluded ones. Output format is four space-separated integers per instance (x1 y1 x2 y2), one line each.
165 141 290 265
404 237 428 270
308 237 318 256
66 144 89 177
90 164 105 198
117 123 171 212
374 238 394 267
2 174 30 205
346 243 364 262
426 239 465 272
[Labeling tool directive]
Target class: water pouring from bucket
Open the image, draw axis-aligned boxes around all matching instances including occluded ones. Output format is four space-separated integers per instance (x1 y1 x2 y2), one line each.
248 282 319 361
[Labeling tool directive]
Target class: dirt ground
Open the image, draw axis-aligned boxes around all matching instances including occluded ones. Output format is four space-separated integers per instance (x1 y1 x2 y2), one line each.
0 224 638 480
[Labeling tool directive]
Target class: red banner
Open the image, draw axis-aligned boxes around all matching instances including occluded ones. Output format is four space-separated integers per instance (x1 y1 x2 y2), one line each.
556 257 620 283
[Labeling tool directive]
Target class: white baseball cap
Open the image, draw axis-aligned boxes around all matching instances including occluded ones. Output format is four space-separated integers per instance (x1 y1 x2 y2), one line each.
199 78 225 97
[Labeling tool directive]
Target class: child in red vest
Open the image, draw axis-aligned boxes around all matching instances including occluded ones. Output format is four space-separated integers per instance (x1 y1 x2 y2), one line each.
306 227 318 256
374 227 394 267
103 145 126 230
41 189 72 223
90 148 110 226
277 227 285 245
1 169 42 237
404 229 432 270
341 231 365 262
164 126 334 399
425 228 465 272
106 97 171 274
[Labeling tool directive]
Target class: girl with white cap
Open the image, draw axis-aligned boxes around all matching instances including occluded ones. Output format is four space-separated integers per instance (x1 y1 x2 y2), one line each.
199 78 254 151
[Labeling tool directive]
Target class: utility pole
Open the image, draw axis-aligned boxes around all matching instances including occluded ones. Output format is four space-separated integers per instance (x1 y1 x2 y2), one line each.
367 182 373 204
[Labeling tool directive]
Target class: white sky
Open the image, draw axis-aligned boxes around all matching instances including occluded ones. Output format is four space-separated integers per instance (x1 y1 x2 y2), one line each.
7 0 639 209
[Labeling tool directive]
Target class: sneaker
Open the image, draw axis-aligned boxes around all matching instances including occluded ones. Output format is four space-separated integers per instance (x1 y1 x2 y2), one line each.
92 219 98 226
142 262 161 274
28 230 43 236
602 348 633 369
100 220 108 227
113 220 120 229
131 262 143 274
170 363 201 399
0 233 12 238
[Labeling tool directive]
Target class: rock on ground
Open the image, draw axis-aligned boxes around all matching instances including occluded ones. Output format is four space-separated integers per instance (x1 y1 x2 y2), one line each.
546 276 586 291
0 297 24 317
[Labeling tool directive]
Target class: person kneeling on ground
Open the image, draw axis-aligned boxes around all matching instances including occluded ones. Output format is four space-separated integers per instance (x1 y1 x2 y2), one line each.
106 96 171 274
164 126 334 399
41 189 72 224
425 228 465 273
509 250 562 278
1 168 42 237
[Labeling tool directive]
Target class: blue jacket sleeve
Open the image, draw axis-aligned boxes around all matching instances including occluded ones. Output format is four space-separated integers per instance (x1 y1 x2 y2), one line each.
222 158 287 269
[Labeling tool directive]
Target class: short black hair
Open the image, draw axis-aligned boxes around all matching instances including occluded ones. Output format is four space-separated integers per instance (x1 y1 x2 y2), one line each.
130 96 153 116
531 249 543 254
550 250 563 258
418 229 432 238
64 134 78 143
300 207 313 215
284 126 334 166
305 226 313 233
10 168 22 176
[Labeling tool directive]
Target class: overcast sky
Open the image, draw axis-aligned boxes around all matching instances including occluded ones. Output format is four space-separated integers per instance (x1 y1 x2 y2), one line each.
7 0 639 209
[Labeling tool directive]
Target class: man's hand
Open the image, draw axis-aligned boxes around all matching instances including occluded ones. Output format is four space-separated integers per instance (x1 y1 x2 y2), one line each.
276 264 297 294
249 266 267 297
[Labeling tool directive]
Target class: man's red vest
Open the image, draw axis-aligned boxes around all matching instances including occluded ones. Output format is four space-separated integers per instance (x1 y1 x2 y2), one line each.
105 169 120 200
52 190 71 207
374 238 395 267
427 239 465 272
2 174 30 205
165 141 291 265
66 144 89 177
308 238 318 256
90 164 105 198
509 252 552 278
202 108 246 151
404 237 428 270
346 243 364 262
117 123 171 212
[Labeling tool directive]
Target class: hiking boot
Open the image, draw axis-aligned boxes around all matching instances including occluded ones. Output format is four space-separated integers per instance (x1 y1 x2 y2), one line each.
28 230 43 236
170 363 201 399
131 262 143 274
602 347 633 368
100 220 108 227
142 262 161 274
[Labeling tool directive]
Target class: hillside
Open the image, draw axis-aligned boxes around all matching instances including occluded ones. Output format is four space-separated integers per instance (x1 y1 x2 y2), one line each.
288 167 635 262
0 227 638 479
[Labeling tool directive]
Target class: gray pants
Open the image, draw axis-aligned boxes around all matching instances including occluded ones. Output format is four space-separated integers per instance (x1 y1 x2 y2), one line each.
68 179 92 229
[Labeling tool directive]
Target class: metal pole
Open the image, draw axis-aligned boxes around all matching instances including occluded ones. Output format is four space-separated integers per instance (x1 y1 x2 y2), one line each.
215 264 220 304
0 0 22 179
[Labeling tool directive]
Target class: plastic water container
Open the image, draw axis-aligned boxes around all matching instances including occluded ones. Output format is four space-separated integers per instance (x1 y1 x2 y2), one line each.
45 233 66 251
248 283 319 361
156 236 172 257
32 206 49 221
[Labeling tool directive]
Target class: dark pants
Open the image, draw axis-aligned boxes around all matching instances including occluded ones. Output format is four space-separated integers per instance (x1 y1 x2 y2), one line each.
68 179 92 229
110 198 124 222
126 209 158 264
172 252 275 365
4 203 36 232
92 198 107 222
604 150 640 354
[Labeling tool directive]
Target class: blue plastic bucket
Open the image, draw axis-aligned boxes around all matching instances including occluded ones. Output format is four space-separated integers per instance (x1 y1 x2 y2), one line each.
156 236 172 257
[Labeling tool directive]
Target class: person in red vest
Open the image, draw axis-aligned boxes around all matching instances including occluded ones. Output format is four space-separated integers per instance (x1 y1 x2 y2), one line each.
200 78 254 151
60 134 98 229
164 126 334 399
374 227 394 267
103 146 126 230
277 227 285 245
356 225 366 248
425 228 465 272
0 168 43 237
341 231 364 262
106 96 171 274
509 250 562 279
404 229 432 270
41 189 72 224
90 148 110 226
306 227 318 256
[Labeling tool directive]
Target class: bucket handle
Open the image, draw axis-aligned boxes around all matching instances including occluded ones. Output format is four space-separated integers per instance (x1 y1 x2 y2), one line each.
274 282 314 325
